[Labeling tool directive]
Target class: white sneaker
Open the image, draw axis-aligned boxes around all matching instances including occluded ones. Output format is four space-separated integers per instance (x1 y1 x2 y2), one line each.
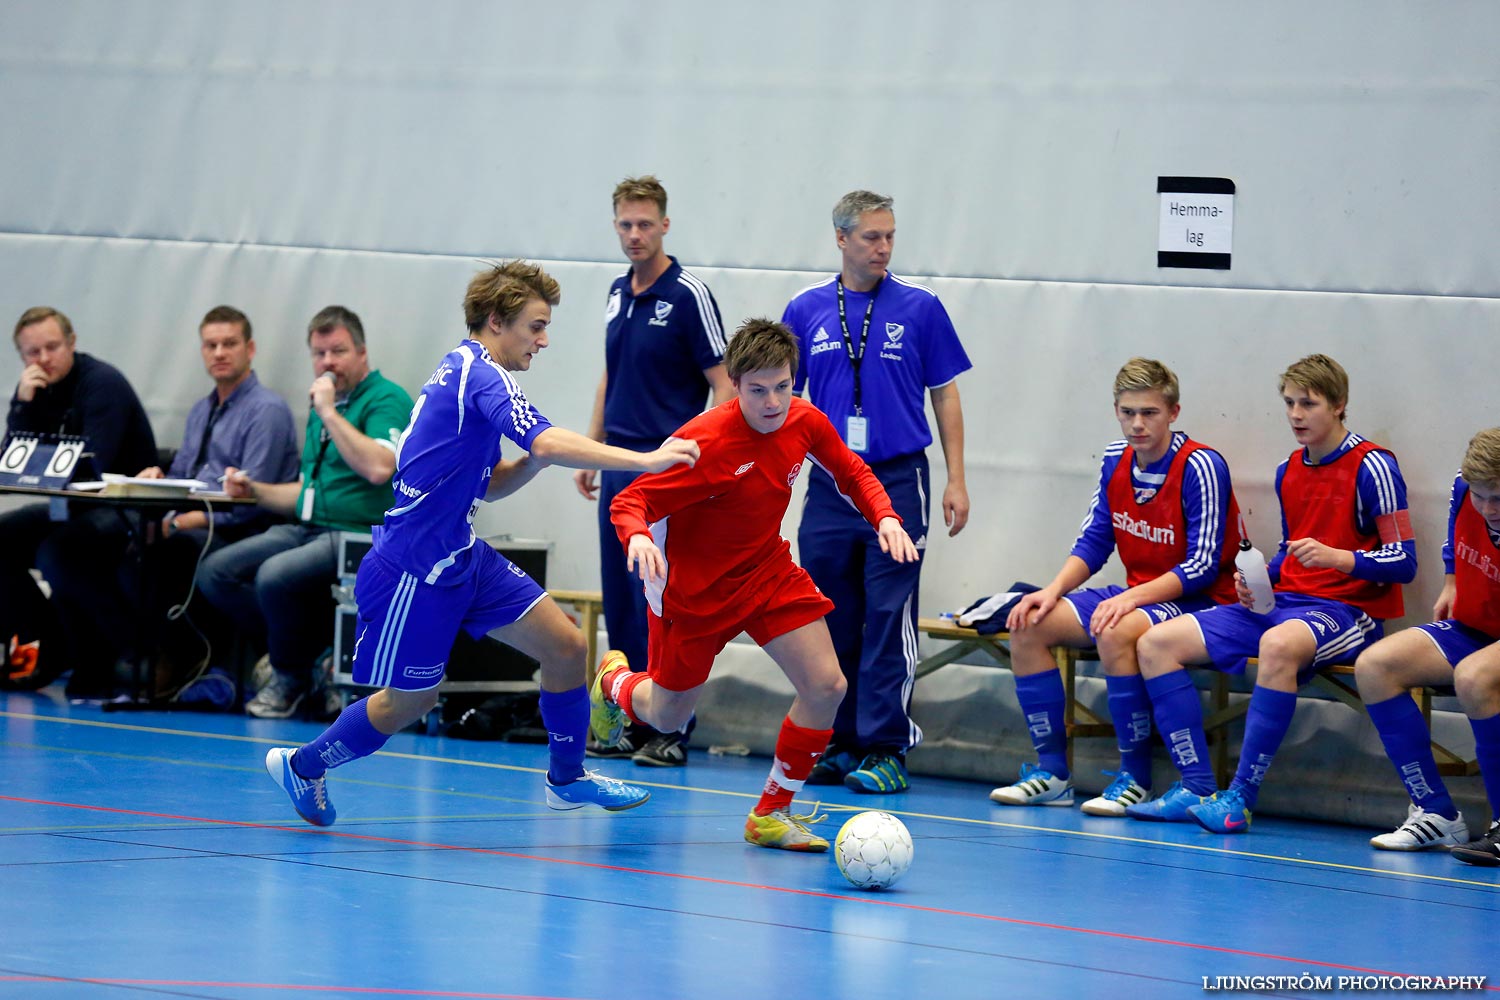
1370 803 1469 851
989 762 1074 806
1081 770 1152 817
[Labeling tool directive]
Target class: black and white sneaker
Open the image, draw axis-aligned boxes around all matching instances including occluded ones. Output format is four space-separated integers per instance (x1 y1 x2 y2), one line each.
585 730 639 759
633 731 688 767
1452 819 1500 867
1369 803 1468 851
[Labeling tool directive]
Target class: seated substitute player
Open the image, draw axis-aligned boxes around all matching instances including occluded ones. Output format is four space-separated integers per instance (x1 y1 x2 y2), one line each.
989 358 1241 816
1357 428 1500 861
592 317 918 852
264 261 699 825
1130 353 1416 833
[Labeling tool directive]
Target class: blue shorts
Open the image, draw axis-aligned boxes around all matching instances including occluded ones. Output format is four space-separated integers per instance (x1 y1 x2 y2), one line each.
351 545 547 691
1189 592 1381 676
1413 619 1498 667
1062 585 1216 641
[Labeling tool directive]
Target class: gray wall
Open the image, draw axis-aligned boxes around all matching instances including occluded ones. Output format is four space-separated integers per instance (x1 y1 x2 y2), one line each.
3 1 1497 817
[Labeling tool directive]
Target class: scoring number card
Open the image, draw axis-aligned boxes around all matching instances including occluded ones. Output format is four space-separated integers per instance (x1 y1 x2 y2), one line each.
0 433 87 488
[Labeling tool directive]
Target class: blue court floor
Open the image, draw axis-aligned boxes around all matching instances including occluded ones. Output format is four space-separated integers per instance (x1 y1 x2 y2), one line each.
3 688 1496 1000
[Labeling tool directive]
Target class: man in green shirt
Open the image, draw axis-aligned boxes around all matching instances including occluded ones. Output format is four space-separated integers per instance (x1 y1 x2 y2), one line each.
200 305 414 717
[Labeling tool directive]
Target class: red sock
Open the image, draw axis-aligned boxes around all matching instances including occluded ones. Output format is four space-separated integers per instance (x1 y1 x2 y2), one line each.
602 665 648 726
755 717 833 816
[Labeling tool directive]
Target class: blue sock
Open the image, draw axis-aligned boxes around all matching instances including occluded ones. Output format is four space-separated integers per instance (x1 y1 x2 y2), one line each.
1470 713 1500 815
1232 686 1298 810
1145 671 1216 795
1015 670 1069 779
293 697 389 779
1367 694 1456 819
1105 673 1154 789
540 685 589 786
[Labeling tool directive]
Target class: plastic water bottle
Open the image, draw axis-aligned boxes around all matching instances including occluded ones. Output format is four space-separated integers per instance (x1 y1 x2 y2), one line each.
1235 538 1276 614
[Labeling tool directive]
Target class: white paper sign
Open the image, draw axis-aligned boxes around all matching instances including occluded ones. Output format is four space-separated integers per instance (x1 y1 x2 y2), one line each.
1159 192 1234 255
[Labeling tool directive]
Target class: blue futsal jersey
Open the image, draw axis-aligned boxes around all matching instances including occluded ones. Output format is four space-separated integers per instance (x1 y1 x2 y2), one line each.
783 272 970 464
372 339 553 585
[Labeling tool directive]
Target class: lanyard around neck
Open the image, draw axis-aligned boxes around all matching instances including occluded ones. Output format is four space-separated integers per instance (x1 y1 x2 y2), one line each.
835 275 883 415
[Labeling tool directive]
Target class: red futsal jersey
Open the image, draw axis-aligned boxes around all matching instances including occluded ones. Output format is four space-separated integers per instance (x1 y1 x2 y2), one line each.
1106 440 1242 604
1277 439 1405 619
1452 495 1500 639
611 397 899 633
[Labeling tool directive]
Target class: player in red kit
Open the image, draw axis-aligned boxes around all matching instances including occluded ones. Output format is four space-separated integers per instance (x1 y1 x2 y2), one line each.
593 317 919 851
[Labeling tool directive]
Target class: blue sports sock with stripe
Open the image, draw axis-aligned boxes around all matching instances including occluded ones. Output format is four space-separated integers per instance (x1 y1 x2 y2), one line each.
1469 713 1500 814
1231 686 1298 810
1015 670 1069 780
1105 673 1154 789
293 697 390 779
1145 671 1216 796
1367 694 1457 820
540 685 589 785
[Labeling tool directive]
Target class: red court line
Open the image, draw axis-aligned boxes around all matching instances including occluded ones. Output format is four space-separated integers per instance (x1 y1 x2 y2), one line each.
0 979 567 998
6 794 1495 990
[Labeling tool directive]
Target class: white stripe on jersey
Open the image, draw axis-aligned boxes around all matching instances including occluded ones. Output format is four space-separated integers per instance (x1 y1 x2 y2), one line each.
494 364 542 440
645 517 669 617
386 491 429 517
806 452 862 512
677 269 726 356
1182 448 1224 583
425 534 477 585
788 275 838 302
887 273 940 298
456 344 477 435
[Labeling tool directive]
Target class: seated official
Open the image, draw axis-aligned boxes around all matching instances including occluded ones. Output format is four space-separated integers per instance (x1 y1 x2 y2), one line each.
198 305 412 718
137 306 299 699
0 306 157 699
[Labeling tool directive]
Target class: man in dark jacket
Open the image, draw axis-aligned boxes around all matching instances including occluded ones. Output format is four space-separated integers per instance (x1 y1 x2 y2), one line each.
0 306 157 698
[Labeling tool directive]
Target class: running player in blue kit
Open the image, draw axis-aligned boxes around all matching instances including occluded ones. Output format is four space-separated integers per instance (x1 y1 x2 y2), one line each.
265 260 699 825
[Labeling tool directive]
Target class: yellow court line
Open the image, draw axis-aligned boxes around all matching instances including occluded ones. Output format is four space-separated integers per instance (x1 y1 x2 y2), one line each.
7 709 1499 890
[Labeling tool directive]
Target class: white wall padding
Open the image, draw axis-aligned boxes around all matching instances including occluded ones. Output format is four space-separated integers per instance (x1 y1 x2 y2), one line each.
2 0 1496 822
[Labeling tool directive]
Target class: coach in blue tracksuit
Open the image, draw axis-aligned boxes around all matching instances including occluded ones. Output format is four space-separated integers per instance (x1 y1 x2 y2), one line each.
782 190 972 794
573 175 732 767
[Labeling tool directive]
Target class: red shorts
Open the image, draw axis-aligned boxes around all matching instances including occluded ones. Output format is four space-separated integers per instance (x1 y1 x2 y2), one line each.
646 564 834 692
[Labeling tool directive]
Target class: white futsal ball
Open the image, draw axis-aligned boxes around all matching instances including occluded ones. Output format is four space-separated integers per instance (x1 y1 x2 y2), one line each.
834 810 913 890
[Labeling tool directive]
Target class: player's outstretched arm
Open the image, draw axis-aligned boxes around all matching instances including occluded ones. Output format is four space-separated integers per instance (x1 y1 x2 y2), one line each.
485 456 547 501
875 516 919 563
530 426 699 474
626 533 666 583
571 371 608 500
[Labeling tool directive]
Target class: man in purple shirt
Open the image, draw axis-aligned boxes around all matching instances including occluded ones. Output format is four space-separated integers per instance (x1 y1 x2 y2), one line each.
138 305 299 538
138 306 299 703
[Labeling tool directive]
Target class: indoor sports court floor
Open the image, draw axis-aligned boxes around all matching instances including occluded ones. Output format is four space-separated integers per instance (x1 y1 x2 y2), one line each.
3 689 1496 1000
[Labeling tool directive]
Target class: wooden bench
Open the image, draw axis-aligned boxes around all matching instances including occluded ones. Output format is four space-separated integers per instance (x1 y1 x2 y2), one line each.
916 616 1477 782
916 617 1113 772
